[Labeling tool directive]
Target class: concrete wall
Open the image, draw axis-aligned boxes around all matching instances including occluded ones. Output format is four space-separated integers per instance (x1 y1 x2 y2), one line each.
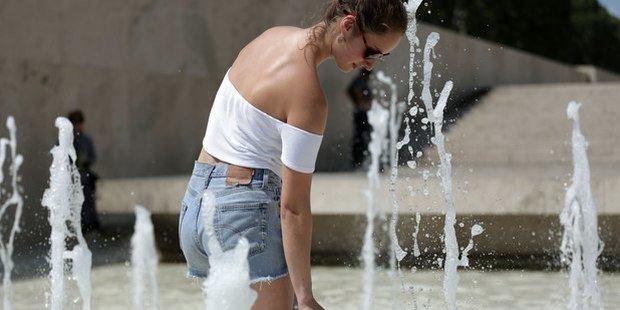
0 0 606 245
0 0 324 245
95 170 620 266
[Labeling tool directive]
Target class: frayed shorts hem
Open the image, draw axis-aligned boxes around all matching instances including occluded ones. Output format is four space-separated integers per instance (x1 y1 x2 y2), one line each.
185 268 206 280
185 267 289 286
250 271 289 285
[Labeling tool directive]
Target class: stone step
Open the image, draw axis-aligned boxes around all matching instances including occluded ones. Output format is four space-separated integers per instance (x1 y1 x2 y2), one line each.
99 168 620 216
430 82 620 166
98 169 620 270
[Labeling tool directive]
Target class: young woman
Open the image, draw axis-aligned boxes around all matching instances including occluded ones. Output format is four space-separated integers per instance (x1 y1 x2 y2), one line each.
178 0 408 309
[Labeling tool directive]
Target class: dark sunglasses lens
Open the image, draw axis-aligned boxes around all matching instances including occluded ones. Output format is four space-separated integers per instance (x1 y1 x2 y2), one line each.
364 52 390 60
365 50 389 60
364 49 381 59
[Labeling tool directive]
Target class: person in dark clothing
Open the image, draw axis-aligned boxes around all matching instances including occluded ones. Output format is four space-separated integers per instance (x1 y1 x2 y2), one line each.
347 68 372 170
67 110 101 232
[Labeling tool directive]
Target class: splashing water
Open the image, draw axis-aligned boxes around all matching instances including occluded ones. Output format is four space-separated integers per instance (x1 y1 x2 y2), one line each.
0 116 24 310
560 101 603 310
375 71 408 270
375 70 410 309
405 0 423 107
131 205 160 309
459 224 484 267
403 0 423 178
412 212 422 258
362 98 390 310
41 117 92 310
402 2 424 306
201 191 257 310
420 31 459 310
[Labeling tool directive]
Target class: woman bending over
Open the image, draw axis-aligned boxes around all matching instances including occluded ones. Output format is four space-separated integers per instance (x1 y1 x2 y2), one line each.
178 0 408 308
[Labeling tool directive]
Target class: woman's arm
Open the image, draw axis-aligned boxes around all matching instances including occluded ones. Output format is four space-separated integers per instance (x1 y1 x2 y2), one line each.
280 167 318 306
279 76 327 308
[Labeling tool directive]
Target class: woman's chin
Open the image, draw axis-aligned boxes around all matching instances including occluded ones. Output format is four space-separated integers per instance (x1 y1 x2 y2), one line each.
337 62 355 73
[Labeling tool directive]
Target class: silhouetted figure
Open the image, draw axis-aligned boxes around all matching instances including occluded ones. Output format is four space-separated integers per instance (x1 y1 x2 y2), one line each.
347 69 372 170
68 110 100 232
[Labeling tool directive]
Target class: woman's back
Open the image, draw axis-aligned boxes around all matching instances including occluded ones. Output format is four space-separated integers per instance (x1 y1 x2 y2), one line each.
202 26 327 177
227 26 325 133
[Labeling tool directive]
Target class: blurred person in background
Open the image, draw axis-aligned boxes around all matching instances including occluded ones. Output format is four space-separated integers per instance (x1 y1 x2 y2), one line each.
347 68 372 171
68 110 101 233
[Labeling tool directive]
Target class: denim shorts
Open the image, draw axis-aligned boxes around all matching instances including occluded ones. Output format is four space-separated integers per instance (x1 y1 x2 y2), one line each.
178 161 288 284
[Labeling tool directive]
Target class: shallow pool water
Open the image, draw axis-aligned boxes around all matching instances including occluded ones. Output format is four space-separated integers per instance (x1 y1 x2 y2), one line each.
10 264 620 309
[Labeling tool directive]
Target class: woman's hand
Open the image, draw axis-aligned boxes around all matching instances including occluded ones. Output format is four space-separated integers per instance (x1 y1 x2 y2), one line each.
298 297 325 310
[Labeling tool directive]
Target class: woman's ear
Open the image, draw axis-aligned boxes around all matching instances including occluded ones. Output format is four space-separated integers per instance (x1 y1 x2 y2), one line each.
340 15 356 35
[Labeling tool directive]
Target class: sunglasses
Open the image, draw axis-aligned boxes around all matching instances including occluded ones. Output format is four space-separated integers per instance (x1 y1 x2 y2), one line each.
356 18 390 60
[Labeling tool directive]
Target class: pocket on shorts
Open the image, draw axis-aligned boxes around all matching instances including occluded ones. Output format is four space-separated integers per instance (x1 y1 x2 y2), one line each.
187 176 207 199
214 202 268 257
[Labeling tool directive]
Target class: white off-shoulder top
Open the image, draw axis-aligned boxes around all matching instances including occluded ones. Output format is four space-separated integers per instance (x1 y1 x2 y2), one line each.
202 69 323 178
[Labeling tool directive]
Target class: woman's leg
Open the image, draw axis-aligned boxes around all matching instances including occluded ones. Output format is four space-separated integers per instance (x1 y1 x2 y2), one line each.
251 275 294 310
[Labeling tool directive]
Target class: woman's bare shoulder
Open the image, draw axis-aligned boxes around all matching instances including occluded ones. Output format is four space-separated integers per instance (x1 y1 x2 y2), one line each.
281 68 327 135
251 26 300 46
239 26 299 54
236 26 327 134
263 25 302 35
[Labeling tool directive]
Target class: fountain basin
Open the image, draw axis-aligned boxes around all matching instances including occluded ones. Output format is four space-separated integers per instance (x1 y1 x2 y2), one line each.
9 264 620 309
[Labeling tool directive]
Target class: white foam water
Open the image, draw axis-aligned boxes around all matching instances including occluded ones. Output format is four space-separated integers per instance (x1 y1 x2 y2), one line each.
403 2 424 306
420 31 459 310
131 205 160 309
0 116 24 310
41 117 92 310
412 212 422 258
201 191 257 310
405 0 423 106
459 224 484 267
375 71 408 270
362 99 390 310
560 101 603 310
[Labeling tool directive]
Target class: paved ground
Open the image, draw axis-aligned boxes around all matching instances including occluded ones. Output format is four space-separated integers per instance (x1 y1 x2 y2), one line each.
8 264 620 309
